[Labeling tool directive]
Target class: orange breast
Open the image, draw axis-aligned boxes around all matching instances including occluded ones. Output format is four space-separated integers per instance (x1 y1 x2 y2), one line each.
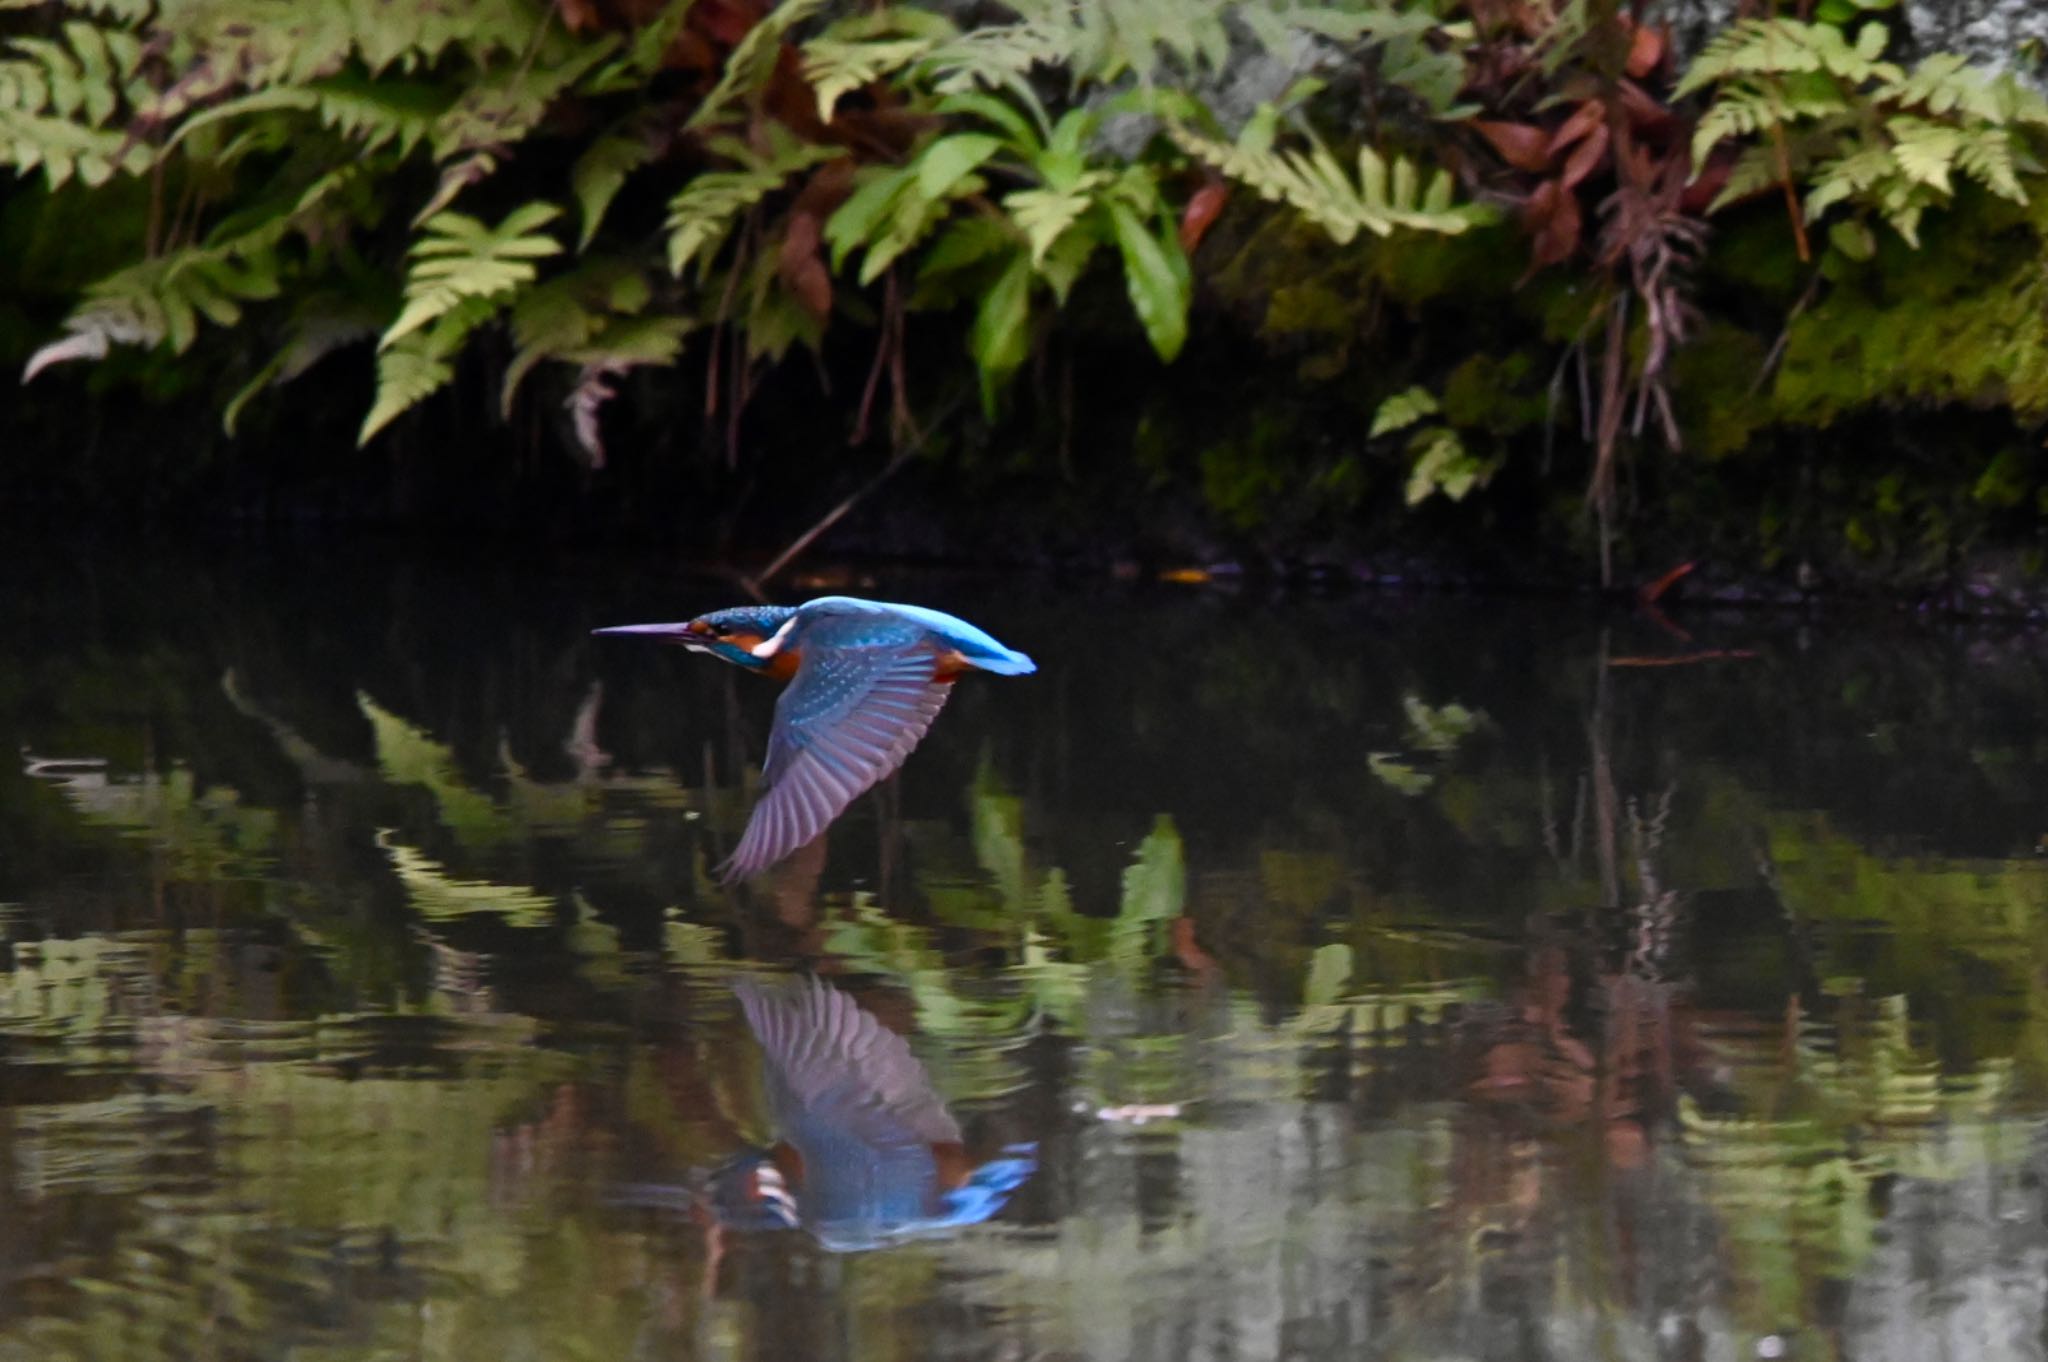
932 649 974 680
764 649 802 682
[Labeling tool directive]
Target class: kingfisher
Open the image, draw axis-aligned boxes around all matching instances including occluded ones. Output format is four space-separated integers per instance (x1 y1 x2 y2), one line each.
594 596 1035 879
619 976 1036 1251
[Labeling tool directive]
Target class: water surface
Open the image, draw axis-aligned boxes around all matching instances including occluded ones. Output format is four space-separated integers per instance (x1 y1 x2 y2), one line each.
6 546 2048 1362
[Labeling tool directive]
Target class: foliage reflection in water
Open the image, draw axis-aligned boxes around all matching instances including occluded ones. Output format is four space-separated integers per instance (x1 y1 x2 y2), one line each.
5 550 2048 1362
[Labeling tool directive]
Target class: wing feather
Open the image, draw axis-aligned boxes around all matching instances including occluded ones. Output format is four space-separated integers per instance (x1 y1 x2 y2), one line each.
720 623 952 880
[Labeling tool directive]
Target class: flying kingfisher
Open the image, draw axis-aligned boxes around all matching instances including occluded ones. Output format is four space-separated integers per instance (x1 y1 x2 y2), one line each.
594 596 1035 879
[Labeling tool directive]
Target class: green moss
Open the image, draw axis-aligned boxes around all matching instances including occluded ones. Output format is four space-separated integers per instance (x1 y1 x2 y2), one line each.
1769 190 2048 425
1669 320 1772 459
1441 352 1546 435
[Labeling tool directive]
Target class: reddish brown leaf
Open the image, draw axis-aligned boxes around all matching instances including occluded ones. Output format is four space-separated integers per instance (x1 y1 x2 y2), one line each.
694 0 763 47
556 0 605 32
1178 179 1230 253
790 157 855 217
1560 122 1609 190
763 43 826 139
1616 79 1676 136
1625 21 1666 79
1473 119 1554 172
1548 100 1604 157
1524 178 1582 269
777 210 833 323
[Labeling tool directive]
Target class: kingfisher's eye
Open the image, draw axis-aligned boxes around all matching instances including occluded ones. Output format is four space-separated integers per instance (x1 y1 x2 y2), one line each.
706 621 731 637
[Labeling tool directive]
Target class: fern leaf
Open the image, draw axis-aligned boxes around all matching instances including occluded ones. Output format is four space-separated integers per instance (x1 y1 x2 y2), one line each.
1886 115 1962 192
916 19 1066 125
969 251 1033 414
1955 127 2024 202
1709 146 1781 214
384 203 563 349
910 216 1017 307
689 0 830 130
434 37 615 158
0 16 153 185
362 294 497 443
1035 216 1100 304
23 299 157 382
804 20 948 121
1676 19 1898 97
1168 117 1480 244
1803 143 1892 218
1006 176 1107 263
312 72 449 155
573 128 658 250
223 293 384 435
1105 199 1188 362
1371 385 1439 438
500 260 670 414
666 132 839 277
825 134 1001 286
583 0 699 91
25 218 287 379
1880 53 2006 123
1405 427 1492 505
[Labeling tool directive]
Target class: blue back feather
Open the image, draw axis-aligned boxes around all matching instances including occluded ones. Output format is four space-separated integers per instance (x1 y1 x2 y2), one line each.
796 597 1035 674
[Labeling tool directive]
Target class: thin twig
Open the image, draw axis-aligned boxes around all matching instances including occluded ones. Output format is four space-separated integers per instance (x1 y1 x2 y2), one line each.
743 393 967 593
1749 264 1824 396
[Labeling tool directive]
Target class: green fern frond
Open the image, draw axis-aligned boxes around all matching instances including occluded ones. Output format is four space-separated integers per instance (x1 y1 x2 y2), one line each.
915 21 1066 114
383 202 563 348
1371 385 1439 438
24 214 291 380
1709 145 1786 212
1169 117 1481 243
1676 19 1900 98
1405 426 1498 504
310 72 449 154
1803 143 1894 218
585 0 700 93
572 127 658 250
1886 115 1963 193
433 38 615 158
500 261 690 415
1955 127 2025 201
666 131 840 278
689 0 831 130
1005 175 1108 264
360 294 498 444
0 18 153 185
223 291 385 434
1879 53 2005 122
803 9 956 121
825 131 1008 286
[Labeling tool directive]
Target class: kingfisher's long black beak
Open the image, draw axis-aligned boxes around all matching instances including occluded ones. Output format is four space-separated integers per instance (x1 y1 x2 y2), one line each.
592 622 701 644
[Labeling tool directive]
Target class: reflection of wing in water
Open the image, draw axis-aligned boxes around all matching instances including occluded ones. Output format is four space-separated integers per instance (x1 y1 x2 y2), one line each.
732 975 1035 1252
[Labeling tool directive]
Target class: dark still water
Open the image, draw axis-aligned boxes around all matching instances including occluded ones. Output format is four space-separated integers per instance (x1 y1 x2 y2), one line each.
7 545 2048 1362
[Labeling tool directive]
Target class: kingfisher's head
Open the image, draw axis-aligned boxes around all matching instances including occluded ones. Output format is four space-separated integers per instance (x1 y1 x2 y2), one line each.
593 605 799 671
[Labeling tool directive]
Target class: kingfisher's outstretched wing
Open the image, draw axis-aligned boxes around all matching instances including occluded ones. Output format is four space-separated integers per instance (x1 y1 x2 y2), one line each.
720 614 951 879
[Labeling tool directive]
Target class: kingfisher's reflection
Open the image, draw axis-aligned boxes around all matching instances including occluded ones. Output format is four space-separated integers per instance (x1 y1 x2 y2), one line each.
697 976 1034 1252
